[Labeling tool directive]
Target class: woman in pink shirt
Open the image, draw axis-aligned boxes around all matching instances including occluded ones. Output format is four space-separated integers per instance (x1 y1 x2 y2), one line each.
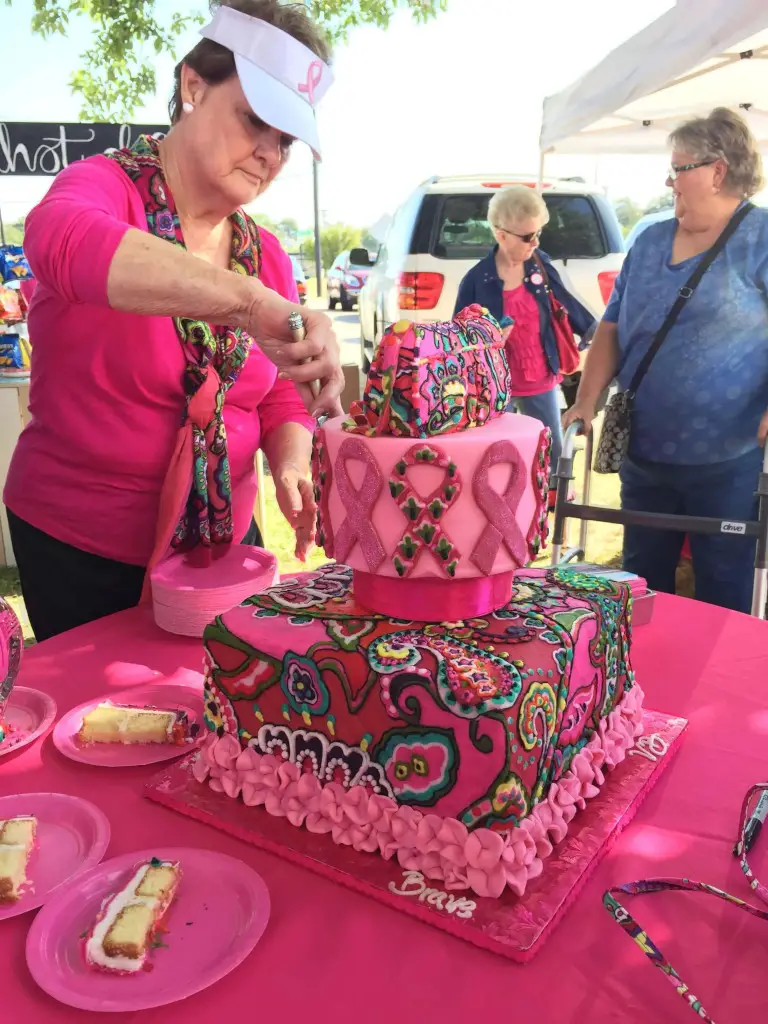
4 0 342 641
454 186 595 506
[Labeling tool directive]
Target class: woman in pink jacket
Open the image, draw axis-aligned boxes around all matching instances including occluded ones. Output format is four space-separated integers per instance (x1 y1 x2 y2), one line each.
3 0 342 641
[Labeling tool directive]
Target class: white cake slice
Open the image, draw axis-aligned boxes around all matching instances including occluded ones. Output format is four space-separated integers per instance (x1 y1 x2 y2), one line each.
85 859 181 973
78 703 189 745
0 815 37 902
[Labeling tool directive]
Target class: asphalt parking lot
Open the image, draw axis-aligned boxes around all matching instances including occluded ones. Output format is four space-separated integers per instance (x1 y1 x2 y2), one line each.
308 297 363 367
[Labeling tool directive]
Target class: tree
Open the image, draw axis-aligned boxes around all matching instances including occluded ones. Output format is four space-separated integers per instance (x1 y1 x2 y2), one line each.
361 231 381 253
644 193 675 215
277 218 299 246
13 0 447 120
613 197 643 233
1 220 25 246
299 223 362 273
299 236 315 267
320 224 361 271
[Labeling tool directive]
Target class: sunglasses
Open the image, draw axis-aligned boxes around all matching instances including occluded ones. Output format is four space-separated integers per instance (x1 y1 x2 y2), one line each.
667 160 716 181
496 226 543 244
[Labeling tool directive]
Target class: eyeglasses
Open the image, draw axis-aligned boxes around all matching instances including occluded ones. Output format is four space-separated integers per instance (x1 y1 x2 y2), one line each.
496 226 543 244
667 160 716 181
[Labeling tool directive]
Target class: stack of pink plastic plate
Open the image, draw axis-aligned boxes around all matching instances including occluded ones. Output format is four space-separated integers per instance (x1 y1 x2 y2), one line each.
151 546 279 637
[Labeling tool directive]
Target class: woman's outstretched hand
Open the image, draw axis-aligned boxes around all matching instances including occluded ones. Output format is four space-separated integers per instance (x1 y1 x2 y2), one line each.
248 289 344 418
274 463 317 562
562 401 596 435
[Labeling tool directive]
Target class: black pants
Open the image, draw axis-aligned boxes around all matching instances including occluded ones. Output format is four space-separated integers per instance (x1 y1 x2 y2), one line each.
7 510 263 643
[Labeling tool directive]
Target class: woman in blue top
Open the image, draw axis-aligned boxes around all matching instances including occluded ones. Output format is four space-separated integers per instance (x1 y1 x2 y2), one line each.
565 108 768 613
454 186 595 497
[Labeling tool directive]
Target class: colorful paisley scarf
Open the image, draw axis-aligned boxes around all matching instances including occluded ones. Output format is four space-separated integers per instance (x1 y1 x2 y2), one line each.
604 782 768 1022
107 135 262 575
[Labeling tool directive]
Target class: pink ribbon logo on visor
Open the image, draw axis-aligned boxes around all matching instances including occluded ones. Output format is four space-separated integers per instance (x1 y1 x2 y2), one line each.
298 61 323 105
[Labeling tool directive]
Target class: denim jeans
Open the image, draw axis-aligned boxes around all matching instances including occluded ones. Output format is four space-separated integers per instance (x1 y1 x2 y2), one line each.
619 448 762 613
509 388 563 481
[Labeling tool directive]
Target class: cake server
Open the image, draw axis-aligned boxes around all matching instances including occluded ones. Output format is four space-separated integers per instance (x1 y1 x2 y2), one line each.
288 311 320 401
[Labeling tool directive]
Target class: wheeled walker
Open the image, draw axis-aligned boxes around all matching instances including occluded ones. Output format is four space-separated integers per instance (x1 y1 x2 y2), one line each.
550 421 768 620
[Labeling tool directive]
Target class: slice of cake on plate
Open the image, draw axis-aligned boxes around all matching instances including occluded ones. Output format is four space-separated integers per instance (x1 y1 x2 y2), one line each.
85 858 181 973
78 703 191 745
0 815 37 902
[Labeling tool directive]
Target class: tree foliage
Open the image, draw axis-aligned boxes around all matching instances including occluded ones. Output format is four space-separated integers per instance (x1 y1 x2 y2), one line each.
1 220 25 246
361 230 381 253
299 223 362 271
613 197 643 232
644 193 675 215
11 0 446 120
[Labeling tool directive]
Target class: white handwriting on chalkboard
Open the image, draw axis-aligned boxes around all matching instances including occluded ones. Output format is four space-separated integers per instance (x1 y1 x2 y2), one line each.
0 124 165 175
0 124 95 174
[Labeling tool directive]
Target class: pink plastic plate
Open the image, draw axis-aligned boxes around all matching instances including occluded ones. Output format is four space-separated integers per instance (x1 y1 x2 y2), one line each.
0 792 110 920
26 846 270 1012
53 683 204 768
0 686 57 757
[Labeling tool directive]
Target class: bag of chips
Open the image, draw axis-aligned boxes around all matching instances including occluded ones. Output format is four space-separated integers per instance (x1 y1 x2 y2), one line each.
0 286 22 323
0 333 30 373
0 245 32 283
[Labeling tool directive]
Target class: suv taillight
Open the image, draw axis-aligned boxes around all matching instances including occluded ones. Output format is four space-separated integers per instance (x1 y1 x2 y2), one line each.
598 271 618 306
398 272 444 310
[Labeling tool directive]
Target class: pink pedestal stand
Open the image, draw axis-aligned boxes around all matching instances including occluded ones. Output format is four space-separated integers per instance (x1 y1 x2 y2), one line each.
146 709 687 963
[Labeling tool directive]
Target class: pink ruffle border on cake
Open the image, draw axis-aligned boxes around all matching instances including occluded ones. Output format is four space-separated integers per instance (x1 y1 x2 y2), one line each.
192 684 645 900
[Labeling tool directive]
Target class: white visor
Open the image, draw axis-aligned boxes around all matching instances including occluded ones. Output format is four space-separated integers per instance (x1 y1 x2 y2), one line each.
200 7 332 161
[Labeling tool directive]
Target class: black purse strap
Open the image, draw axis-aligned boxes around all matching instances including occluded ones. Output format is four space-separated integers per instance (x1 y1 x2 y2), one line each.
627 202 754 396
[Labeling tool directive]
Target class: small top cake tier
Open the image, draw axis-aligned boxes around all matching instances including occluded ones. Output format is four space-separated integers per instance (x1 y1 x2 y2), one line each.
313 412 551 620
312 307 550 622
345 305 511 438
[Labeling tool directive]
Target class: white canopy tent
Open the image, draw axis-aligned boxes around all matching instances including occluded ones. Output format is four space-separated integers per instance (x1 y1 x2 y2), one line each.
540 0 768 158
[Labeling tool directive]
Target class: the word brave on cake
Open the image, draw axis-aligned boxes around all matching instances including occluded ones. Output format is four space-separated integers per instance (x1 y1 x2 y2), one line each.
84 858 181 973
388 870 476 918
311 305 552 622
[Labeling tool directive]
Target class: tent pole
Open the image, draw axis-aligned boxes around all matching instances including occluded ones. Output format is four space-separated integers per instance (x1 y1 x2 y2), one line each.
537 150 546 193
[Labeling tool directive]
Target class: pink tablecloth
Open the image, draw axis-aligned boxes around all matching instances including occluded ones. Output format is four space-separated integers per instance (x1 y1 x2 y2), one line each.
2 596 768 1023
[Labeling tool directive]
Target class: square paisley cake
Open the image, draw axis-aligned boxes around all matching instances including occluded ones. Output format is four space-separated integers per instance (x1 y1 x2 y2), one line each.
196 565 644 899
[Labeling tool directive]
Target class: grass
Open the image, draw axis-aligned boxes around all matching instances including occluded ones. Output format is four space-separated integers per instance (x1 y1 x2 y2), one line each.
0 565 29 642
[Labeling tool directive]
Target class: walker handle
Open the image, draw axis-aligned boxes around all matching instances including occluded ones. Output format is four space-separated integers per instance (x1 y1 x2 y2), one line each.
561 420 585 461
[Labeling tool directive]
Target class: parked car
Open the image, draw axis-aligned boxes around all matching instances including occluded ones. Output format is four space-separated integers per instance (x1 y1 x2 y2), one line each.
624 208 675 249
326 250 372 311
290 255 307 304
357 174 625 367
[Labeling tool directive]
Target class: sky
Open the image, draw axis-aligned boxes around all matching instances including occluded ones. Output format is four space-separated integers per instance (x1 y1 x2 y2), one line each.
2 0 677 232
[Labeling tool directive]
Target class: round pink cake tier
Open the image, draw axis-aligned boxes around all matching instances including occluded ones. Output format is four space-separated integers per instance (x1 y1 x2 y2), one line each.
316 413 549 603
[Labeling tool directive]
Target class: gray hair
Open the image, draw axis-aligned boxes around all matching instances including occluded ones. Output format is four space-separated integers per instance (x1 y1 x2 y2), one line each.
488 186 550 230
669 107 764 198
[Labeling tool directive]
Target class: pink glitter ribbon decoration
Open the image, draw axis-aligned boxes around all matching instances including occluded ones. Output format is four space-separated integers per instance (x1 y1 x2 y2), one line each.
333 438 386 570
298 61 324 105
391 444 462 578
470 440 528 575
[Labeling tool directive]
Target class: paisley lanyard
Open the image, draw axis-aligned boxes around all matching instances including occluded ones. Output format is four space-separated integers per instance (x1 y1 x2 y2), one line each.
603 783 768 1022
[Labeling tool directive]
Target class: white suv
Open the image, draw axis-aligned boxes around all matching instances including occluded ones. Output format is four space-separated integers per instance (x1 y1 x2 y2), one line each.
357 174 625 366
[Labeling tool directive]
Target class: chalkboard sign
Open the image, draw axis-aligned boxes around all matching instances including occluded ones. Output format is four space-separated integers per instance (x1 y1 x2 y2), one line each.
0 122 168 176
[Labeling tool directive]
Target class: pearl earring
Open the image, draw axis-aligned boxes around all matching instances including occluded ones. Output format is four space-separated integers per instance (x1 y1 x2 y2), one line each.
182 102 194 113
